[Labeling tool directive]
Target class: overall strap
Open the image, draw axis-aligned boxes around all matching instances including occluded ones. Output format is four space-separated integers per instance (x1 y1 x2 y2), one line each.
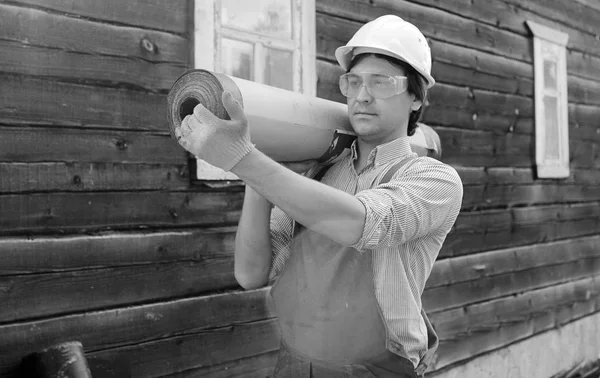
311 164 332 182
379 155 416 185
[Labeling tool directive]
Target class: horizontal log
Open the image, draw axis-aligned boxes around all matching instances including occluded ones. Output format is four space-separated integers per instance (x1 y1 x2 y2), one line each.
0 259 238 323
571 139 600 169
568 50 600 83
462 183 600 209
0 227 236 274
456 167 535 185
0 191 243 233
405 0 600 59
442 202 600 257
0 74 167 129
423 256 600 313
569 75 600 106
429 235 600 288
426 85 534 134
160 351 278 378
431 55 532 98
316 1 532 63
4 0 189 34
437 127 533 168
0 40 186 91
0 162 188 194
0 127 183 164
0 4 188 64
87 318 279 378
429 40 533 97
499 0 600 39
430 275 600 341
570 103 600 130
429 302 599 371
0 288 274 377
456 166 600 186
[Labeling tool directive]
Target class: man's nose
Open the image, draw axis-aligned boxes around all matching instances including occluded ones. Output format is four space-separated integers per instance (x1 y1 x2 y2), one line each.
355 84 373 102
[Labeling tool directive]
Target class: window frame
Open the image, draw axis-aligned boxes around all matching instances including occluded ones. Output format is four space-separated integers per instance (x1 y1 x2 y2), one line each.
192 0 316 181
526 20 570 179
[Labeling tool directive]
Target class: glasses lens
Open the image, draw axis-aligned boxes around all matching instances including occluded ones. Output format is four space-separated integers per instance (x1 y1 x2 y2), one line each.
366 74 397 99
340 74 363 97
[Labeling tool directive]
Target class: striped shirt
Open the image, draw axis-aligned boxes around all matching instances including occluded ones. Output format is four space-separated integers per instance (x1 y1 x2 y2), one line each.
268 136 463 367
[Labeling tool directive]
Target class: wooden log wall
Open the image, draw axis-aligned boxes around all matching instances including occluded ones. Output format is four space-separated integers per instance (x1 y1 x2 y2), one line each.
0 0 598 377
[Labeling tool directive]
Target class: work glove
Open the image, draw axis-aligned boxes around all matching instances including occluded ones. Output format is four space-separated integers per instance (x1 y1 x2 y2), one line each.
174 91 255 171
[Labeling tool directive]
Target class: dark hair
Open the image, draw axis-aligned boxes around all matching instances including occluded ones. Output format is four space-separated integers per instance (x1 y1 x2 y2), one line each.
346 53 429 136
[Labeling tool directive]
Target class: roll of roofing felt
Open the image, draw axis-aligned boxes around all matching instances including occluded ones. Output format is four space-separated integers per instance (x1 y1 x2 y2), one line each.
166 69 440 163
167 69 356 163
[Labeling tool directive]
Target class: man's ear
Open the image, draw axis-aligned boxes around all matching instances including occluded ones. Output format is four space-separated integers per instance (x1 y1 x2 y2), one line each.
410 100 422 111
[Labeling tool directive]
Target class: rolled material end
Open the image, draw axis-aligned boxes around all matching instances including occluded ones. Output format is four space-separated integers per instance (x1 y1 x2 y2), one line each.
166 69 243 140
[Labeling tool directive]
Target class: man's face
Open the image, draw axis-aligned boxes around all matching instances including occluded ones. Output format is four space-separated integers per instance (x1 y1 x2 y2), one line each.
346 56 420 145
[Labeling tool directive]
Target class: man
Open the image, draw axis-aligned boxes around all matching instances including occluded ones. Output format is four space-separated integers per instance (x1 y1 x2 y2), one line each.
175 14 463 378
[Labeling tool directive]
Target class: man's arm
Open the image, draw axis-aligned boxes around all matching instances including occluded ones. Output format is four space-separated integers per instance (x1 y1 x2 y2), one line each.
234 186 274 289
232 149 367 247
175 92 368 246
352 159 463 251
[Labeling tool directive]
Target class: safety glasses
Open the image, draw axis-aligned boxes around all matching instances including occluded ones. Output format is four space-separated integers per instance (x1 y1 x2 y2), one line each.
339 73 408 99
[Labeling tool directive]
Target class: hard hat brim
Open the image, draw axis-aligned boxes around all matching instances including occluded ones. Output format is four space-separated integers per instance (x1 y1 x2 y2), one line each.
335 45 435 88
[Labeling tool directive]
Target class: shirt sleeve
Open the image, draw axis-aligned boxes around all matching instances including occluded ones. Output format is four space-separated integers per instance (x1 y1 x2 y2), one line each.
268 206 294 283
351 158 463 251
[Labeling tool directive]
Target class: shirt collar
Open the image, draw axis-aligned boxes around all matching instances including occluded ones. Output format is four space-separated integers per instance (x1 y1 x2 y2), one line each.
350 137 415 166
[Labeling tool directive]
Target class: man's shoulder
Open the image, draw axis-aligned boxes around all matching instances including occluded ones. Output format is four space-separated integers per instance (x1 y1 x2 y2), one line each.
402 156 462 183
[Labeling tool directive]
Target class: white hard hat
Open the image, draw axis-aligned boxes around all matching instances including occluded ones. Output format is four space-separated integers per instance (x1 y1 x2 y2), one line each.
335 15 435 88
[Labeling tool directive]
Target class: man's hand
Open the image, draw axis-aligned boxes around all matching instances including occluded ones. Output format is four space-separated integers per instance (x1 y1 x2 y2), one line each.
174 91 255 171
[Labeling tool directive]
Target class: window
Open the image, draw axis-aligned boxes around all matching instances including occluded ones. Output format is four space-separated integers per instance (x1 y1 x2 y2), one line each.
193 0 316 180
526 20 570 179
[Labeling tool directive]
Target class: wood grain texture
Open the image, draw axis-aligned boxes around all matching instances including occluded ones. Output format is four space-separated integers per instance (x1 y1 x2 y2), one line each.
430 41 533 97
1 0 190 34
0 162 188 194
0 74 167 129
0 259 237 323
160 351 278 378
456 167 600 186
423 257 600 313
0 40 186 91
0 3 188 64
429 235 600 289
87 319 279 378
441 202 600 257
0 127 182 164
404 0 600 58
569 75 600 106
429 299 599 371
461 183 600 209
499 0 600 37
430 275 600 341
316 1 600 86
0 227 235 274
0 191 243 233
316 1 531 63
0 288 274 377
436 127 533 168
